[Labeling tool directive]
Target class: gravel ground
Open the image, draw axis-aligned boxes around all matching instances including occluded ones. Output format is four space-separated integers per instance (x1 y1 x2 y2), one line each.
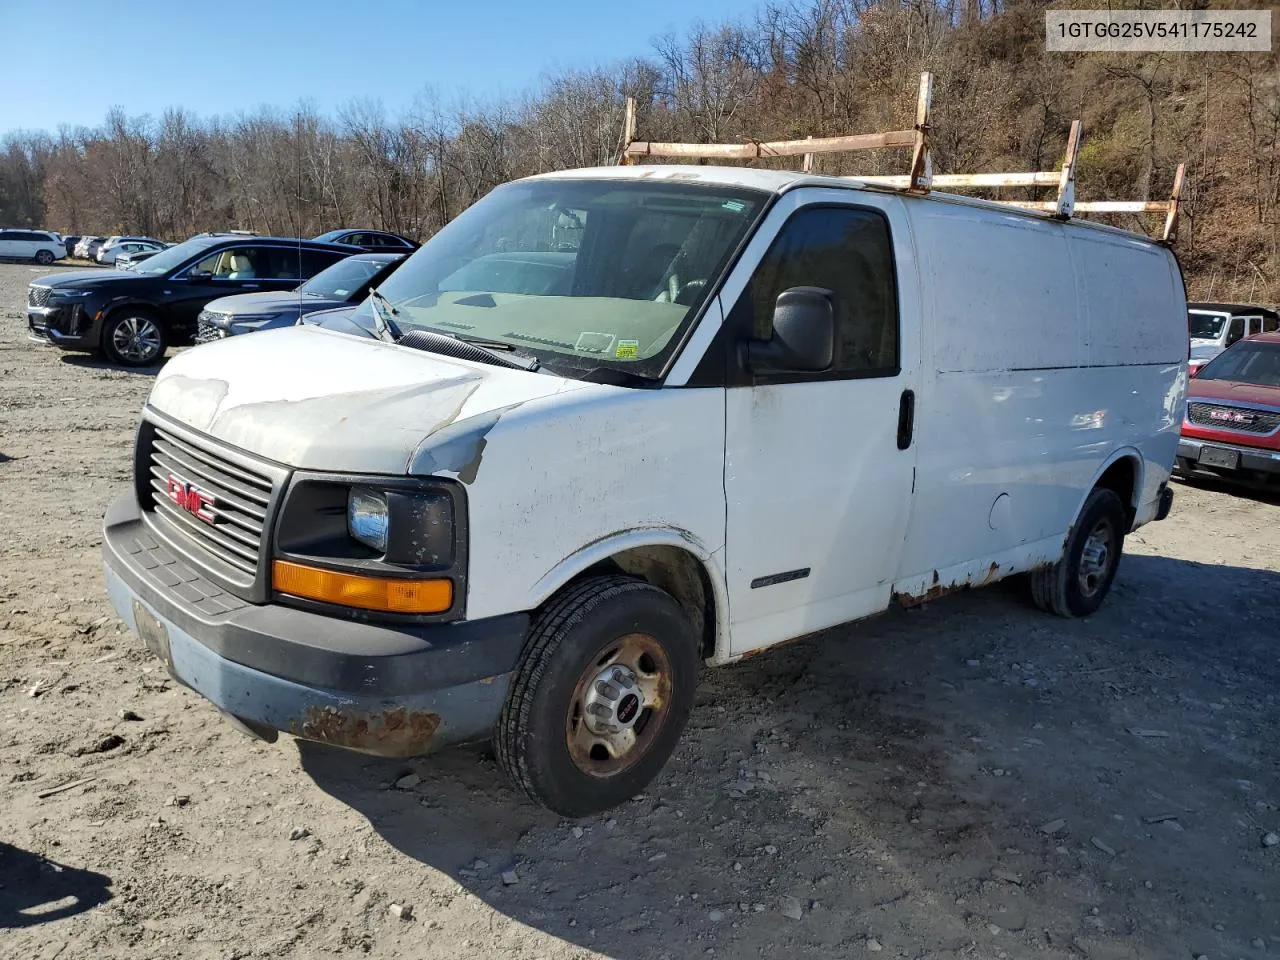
1 260 1278 959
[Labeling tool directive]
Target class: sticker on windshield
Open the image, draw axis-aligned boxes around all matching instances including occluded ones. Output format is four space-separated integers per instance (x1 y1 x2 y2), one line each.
615 340 640 360
575 331 615 354
722 200 746 212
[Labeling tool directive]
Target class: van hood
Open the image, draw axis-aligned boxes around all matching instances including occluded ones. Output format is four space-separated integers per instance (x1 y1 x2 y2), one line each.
148 325 581 475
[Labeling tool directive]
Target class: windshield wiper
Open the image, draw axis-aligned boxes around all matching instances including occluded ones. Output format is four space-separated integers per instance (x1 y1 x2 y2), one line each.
367 287 403 343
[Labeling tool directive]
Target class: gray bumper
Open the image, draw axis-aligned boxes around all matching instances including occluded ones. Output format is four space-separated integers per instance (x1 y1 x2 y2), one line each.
103 491 527 757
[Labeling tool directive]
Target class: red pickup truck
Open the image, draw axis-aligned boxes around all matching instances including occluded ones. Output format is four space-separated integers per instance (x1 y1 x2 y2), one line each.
1177 331 1280 485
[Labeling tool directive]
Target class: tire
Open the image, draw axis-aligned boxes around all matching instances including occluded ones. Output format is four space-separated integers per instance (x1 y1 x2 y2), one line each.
1031 487 1127 617
102 309 167 367
35 249 54 265
496 576 700 817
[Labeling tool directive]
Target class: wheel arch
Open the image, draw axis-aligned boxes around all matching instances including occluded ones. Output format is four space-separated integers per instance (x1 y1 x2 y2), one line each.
527 529 730 664
1076 447 1144 532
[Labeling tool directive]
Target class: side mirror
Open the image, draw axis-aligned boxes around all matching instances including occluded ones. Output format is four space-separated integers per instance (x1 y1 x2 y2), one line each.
745 286 835 373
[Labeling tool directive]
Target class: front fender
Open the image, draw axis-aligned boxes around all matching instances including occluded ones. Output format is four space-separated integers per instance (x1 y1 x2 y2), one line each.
526 527 733 663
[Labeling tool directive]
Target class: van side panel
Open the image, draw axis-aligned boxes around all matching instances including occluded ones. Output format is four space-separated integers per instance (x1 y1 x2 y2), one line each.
894 200 1184 590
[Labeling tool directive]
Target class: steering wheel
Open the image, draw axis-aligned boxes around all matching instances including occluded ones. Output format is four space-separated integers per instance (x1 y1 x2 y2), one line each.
674 279 706 306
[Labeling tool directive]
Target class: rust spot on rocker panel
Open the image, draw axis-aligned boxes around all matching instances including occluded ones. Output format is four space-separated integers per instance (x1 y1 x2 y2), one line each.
892 562 1004 608
299 706 441 758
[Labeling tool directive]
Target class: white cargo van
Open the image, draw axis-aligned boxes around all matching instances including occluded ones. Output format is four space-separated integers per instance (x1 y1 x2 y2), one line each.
102 164 1186 816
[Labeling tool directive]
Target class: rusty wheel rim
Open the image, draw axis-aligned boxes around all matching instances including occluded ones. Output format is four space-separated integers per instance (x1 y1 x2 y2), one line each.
565 633 673 779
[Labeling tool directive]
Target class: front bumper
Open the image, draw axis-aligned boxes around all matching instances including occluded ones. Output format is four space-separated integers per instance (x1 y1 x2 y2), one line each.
27 303 99 350
1176 437 1280 478
102 490 528 757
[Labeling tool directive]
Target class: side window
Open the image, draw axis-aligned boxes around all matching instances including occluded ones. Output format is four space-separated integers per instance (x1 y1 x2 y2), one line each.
300 250 345 277
742 206 899 377
188 246 265 279
261 247 303 280
1226 317 1246 346
1263 317 1279 333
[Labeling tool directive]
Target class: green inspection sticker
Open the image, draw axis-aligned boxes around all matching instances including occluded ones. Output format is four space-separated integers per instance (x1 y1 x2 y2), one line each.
615 340 639 359
722 200 746 212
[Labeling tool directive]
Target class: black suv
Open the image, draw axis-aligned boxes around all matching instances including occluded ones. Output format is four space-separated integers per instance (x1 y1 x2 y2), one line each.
27 235 359 366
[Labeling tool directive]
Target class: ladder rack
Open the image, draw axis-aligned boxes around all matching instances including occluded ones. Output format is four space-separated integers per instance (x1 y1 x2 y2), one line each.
619 73 1185 244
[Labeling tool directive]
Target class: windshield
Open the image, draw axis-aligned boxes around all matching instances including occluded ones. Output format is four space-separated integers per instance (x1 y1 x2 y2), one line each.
1197 340 1280 387
1188 311 1227 339
133 236 222 276
299 257 387 299
355 178 768 379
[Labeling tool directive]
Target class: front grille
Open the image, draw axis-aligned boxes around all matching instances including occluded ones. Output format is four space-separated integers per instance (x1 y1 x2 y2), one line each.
1188 402 1280 435
145 425 274 580
28 285 50 307
195 311 228 344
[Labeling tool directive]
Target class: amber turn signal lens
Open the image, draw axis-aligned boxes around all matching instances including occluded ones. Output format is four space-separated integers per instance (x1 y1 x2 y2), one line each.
272 560 452 614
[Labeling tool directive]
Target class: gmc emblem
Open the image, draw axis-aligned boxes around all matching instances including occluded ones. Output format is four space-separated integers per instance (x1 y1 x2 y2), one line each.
1208 409 1253 424
166 473 217 525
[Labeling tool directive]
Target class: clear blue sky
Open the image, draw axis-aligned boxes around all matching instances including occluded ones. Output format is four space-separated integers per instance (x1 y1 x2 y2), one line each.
0 0 759 136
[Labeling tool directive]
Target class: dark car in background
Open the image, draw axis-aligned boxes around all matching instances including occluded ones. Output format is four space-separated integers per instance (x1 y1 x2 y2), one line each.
27 235 360 366
311 229 417 252
195 251 406 341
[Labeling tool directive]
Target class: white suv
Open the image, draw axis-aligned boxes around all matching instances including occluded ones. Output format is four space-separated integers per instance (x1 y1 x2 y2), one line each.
0 229 66 265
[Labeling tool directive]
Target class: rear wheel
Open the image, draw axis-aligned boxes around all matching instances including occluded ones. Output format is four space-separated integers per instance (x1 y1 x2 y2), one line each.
35 249 54 265
496 576 699 817
1031 487 1127 617
102 310 166 366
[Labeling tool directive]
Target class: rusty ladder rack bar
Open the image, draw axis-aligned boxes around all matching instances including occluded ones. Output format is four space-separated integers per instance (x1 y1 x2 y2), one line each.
618 74 1184 244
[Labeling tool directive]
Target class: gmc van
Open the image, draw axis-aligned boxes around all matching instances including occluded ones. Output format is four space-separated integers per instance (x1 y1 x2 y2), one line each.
102 166 1185 816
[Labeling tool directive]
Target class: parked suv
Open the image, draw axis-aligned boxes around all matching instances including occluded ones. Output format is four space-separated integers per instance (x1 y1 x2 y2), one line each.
0 229 66 265
196 251 406 341
27 235 359 366
1177 331 1280 485
1187 302 1280 375
312 229 418 252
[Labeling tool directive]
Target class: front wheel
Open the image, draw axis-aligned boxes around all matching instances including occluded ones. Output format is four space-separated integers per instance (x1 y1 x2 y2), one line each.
35 249 55 265
102 310 167 366
496 576 699 817
1031 487 1127 617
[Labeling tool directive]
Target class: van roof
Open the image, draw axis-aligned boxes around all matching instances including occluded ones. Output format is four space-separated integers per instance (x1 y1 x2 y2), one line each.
527 164 1170 245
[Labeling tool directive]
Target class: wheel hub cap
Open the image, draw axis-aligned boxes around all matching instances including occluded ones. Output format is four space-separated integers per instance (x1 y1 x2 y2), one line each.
1078 521 1113 597
565 632 672 779
583 664 645 737
114 317 160 363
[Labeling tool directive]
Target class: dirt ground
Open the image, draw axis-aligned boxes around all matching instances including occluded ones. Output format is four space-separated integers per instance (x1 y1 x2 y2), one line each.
1 260 1277 960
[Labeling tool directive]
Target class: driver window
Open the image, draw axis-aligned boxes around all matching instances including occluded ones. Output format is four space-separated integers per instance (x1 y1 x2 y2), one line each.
740 205 899 377
1226 317 1246 345
189 247 262 280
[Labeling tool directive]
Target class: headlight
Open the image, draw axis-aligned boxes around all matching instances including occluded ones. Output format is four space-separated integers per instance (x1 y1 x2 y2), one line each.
51 289 93 299
275 475 465 619
348 487 389 552
228 313 283 331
